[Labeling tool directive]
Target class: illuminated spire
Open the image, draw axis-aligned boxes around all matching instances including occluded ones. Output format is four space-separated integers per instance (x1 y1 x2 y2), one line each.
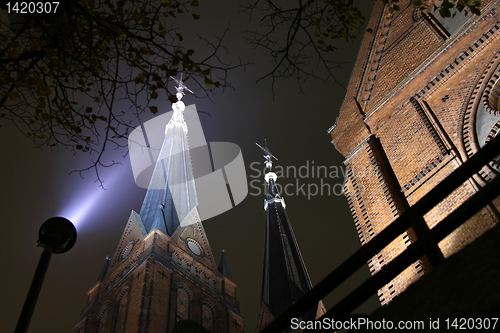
139 77 197 236
256 141 325 332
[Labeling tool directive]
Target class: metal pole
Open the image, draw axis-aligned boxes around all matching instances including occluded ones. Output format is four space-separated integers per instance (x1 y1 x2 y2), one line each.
14 248 52 333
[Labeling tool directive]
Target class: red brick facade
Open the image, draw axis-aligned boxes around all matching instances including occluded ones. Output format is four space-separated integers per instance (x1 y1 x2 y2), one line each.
73 211 243 332
331 0 500 305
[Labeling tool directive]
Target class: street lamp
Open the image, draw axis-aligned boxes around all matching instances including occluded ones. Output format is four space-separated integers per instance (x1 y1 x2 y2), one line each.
15 217 77 333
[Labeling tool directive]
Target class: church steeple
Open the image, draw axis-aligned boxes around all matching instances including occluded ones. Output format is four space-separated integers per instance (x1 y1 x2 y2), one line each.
139 76 198 236
73 77 244 333
256 141 325 332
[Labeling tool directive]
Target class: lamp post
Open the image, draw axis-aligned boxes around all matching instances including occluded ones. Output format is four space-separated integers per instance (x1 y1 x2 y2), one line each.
15 217 77 333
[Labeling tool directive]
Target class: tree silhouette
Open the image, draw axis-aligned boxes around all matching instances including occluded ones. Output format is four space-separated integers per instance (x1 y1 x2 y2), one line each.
243 0 481 91
0 0 243 186
0 0 481 185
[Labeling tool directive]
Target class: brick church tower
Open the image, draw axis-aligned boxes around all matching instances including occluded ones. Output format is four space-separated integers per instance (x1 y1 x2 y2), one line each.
330 0 500 305
73 82 244 332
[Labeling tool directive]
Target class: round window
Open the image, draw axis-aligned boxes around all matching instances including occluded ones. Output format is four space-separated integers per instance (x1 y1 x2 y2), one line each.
186 238 203 257
121 241 134 260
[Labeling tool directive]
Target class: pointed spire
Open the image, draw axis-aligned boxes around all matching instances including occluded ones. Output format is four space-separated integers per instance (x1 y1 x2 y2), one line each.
256 142 324 331
218 250 233 281
139 77 198 237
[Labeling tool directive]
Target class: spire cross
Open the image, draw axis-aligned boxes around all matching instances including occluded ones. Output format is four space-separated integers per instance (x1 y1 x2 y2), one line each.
256 140 278 172
256 140 279 186
170 73 193 100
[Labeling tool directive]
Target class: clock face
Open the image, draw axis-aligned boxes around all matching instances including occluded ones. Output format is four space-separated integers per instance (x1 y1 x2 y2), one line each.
121 241 135 260
186 238 203 257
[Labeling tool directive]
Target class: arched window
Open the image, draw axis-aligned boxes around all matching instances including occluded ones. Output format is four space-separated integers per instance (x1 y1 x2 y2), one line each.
97 308 109 332
176 288 189 324
201 304 214 332
116 289 129 329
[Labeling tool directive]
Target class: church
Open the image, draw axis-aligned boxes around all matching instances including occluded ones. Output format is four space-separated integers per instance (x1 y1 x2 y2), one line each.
72 84 245 332
72 0 500 331
72 76 324 332
329 0 500 307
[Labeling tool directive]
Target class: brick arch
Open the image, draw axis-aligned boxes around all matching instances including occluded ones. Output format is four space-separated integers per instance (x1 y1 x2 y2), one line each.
174 281 194 300
180 257 188 270
117 285 130 307
460 26 500 154
199 298 219 317
200 301 217 332
482 69 500 116
111 286 130 333
486 119 500 144
95 301 113 333
171 251 179 264
485 120 500 171
460 37 500 183
134 250 141 263
174 282 193 298
173 282 193 323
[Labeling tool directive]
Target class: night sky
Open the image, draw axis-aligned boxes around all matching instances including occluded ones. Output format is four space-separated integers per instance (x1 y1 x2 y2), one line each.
1 1 381 332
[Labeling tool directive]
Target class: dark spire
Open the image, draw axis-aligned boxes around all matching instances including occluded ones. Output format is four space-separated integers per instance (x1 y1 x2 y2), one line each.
217 250 233 281
256 141 323 331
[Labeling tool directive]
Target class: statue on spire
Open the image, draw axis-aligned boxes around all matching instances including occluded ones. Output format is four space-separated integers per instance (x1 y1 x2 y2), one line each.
167 73 193 133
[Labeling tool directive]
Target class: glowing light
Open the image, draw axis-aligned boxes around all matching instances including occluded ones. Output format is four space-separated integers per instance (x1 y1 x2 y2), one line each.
57 166 127 230
60 190 106 229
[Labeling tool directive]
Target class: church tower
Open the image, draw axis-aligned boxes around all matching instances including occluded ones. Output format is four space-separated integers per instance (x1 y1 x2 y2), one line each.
73 80 244 333
330 0 500 306
255 143 325 332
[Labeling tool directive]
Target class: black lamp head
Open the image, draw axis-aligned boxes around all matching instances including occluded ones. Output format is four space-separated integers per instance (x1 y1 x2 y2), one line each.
37 217 77 254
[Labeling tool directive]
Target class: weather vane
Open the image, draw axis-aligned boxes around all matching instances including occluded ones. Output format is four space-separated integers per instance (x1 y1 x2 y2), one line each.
256 139 278 172
170 73 193 99
256 140 278 161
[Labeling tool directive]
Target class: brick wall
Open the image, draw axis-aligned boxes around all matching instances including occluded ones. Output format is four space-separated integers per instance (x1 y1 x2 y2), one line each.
331 0 500 305
73 213 243 333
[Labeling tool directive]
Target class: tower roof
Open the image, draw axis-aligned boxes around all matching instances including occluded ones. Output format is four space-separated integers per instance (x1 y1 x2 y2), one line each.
218 249 233 281
260 195 315 319
256 142 321 329
139 87 197 237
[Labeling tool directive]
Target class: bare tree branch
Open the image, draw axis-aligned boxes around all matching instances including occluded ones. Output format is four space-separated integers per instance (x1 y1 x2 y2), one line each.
0 0 247 186
242 0 482 93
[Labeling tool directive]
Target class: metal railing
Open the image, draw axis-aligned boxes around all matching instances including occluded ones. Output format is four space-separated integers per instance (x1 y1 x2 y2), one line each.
261 134 500 333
